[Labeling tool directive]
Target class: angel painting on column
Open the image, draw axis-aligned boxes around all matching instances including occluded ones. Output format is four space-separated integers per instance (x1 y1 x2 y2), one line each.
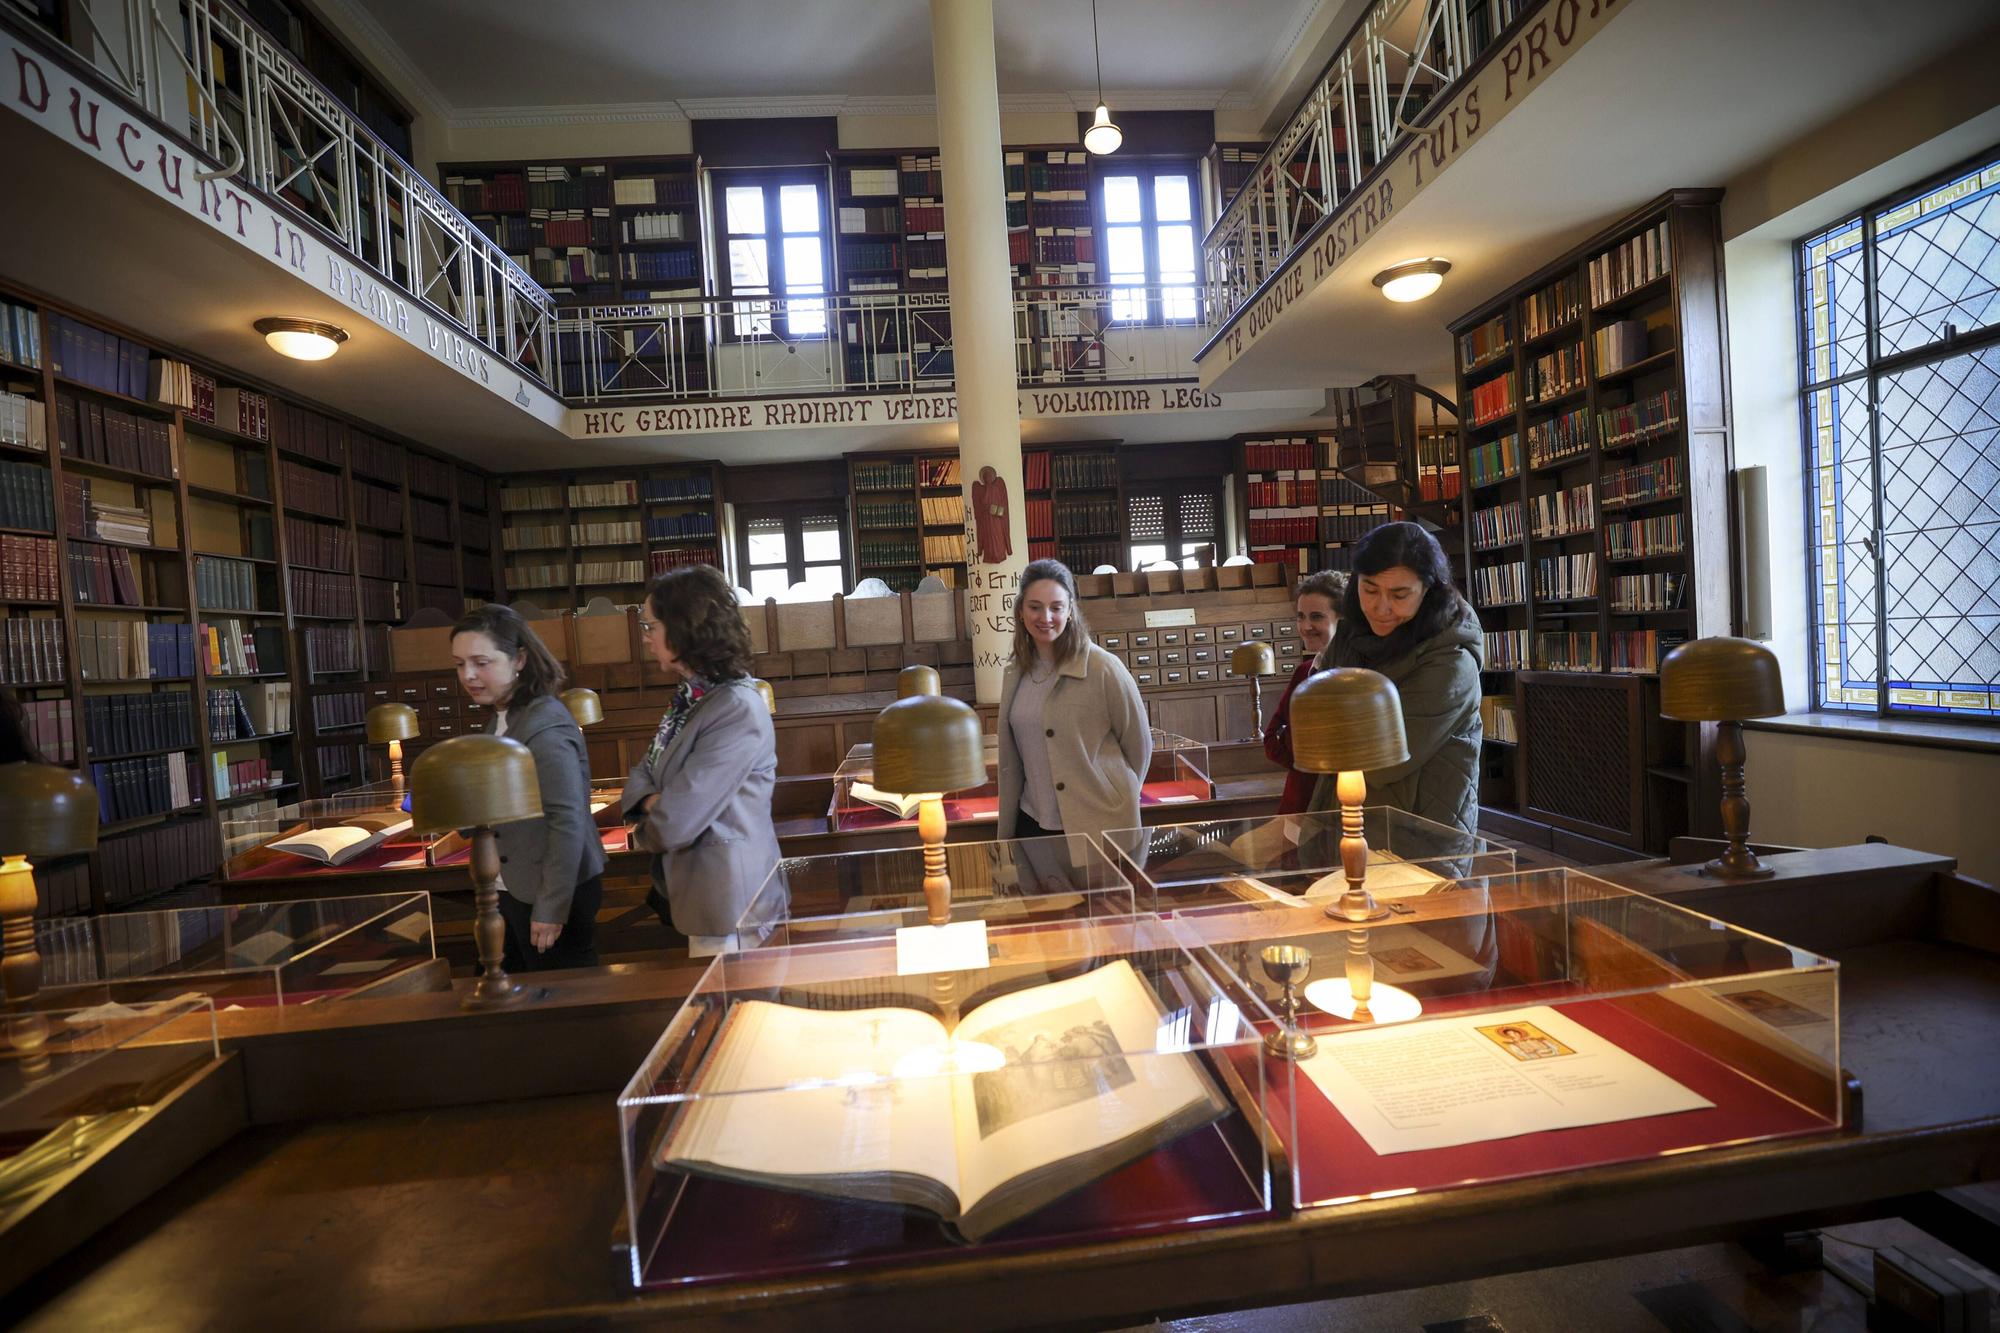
971 464 1012 564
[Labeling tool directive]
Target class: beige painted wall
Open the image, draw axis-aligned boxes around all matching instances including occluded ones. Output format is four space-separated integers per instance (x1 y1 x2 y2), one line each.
1746 731 1999 884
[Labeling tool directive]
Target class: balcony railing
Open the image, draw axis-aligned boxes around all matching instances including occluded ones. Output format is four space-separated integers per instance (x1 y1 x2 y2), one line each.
1204 0 1527 324
554 285 1223 403
8 0 555 388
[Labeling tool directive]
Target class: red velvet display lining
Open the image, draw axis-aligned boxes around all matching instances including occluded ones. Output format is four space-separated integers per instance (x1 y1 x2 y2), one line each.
831 779 1213 832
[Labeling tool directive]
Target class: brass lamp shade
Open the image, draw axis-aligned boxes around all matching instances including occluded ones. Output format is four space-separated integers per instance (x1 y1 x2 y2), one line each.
561 687 604 727
1290 668 1410 774
365 702 420 744
871 694 986 796
0 764 99 858
749 677 777 716
897 664 941 698
1230 641 1276 677
408 734 543 835
1660 637 1785 721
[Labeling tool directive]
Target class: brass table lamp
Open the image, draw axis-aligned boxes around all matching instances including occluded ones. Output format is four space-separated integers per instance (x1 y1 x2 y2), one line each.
748 678 777 716
560 687 603 727
410 733 544 1009
1661 636 1785 879
897 664 941 698
870 694 987 926
365 702 420 789
0 764 99 1073
1230 641 1276 739
1290 667 1412 1022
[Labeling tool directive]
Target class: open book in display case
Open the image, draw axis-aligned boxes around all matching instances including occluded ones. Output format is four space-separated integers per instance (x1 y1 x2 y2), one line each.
34 891 439 1009
1168 867 1843 1211
617 913 1276 1289
745 833 1142 948
1102 806 1518 911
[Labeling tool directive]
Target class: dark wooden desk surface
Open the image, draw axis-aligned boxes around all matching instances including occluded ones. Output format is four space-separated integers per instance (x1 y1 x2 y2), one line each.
15 846 1999 1331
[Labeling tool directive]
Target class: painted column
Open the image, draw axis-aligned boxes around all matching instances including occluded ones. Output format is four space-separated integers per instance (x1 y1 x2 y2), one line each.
929 0 1028 704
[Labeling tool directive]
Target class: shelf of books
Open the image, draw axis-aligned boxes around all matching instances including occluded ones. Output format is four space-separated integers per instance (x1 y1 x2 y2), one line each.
849 452 922 591
1049 445 1123 574
0 287 497 914
1018 146 1101 383
830 150 911 386
1204 140 1269 219
1024 449 1055 562
500 465 725 606
1450 190 1731 853
916 453 967 587
1237 433 1399 577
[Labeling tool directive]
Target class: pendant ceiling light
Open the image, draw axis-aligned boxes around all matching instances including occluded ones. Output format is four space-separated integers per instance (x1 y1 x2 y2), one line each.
1083 0 1122 156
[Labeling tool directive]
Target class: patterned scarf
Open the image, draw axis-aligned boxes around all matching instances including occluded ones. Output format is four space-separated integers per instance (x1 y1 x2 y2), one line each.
643 676 709 769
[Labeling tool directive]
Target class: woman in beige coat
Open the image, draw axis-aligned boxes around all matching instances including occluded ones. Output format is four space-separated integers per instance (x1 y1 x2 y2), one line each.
996 559 1152 846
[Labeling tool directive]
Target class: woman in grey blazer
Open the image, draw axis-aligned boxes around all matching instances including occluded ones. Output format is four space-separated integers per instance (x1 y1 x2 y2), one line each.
621 566 783 952
997 559 1152 848
451 605 606 970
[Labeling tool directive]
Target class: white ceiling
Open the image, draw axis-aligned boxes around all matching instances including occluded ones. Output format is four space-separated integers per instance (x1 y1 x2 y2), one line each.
331 0 1333 120
1204 0 2000 393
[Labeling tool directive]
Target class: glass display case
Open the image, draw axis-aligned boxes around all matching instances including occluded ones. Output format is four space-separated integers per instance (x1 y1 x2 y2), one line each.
1 995 220 1222
744 835 1141 947
1170 867 1843 1210
827 730 1212 832
617 913 1274 1288
1102 806 1515 911
35 892 440 1008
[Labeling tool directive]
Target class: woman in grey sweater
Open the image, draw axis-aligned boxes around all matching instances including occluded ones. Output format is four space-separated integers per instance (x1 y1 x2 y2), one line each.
997 559 1152 847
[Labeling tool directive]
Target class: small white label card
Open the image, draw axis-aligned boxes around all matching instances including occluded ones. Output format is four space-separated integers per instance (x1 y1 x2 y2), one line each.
895 919 990 976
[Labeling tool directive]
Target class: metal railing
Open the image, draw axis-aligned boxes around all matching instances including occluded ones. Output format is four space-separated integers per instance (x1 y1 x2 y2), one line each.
554 285 1221 402
14 0 554 387
1204 0 1527 323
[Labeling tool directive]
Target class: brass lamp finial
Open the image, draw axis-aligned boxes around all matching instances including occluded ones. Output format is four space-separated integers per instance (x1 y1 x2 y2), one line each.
410 734 543 1009
1661 636 1785 879
871 694 987 928
561 687 603 727
897 664 942 699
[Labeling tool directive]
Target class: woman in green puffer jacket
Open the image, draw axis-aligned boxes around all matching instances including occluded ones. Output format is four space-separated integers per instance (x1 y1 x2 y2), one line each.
1307 521 1484 835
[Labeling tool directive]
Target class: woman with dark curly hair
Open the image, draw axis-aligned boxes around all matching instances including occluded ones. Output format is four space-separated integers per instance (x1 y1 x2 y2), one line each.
620 565 783 952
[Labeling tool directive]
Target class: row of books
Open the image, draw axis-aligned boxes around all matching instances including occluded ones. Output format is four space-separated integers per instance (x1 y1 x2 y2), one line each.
285 515 352 571
903 155 946 195
211 754 284 802
918 457 960 488
905 204 945 231
1468 372 1518 427
0 618 64 683
206 386 270 441
852 459 915 492
1480 695 1518 743
613 175 695 207
1029 538 1058 561
1609 572 1686 612
67 541 161 607
47 314 151 398
1531 483 1595 538
1600 388 1683 449
79 620 196 681
575 559 645 586
1025 497 1054 541
85 689 195 756
1524 342 1585 404
1057 539 1120 572
502 483 564 511
1053 451 1117 490
838 205 900 235
1471 561 1526 607
1522 272 1583 342
360 576 401 621
1023 452 1053 491
1242 437 1320 471
643 475 712 502
97 817 224 910
846 166 899 197
355 480 402 531
1609 629 1688 674
619 250 698 282
648 547 717 575
919 495 961 526
461 512 492 550
1324 499 1396 543
311 690 365 732
410 497 451 542
1602 456 1683 508
1054 496 1118 537
1606 513 1686 560
1537 631 1599 672
209 680 290 738
195 555 265 612
1459 312 1509 368
840 240 902 271
1472 500 1524 549
280 460 343 519
1591 220 1672 308
55 394 175 479
0 459 52 530
922 534 966 564
1414 428 1463 502
0 390 45 450
20 697 72 763
349 433 406 486
444 172 528 213
290 568 357 619
411 455 456 501
201 619 287 676
1535 553 1598 601
538 211 611 248
502 522 565 551
272 401 343 465
1526 406 1591 469
644 514 716 542
1247 516 1317 546
64 477 151 545
572 520 643 546
570 479 641 508
302 624 360 673
524 248 610 287
1245 477 1318 507
315 741 361 788
1031 230 1095 265
358 530 404 580
413 542 453 585
1595 319 1653 374
505 561 566 589
1 297 41 367
1484 629 1530 672
1467 433 1522 488
857 498 917 529
0 532 56 602
90 752 203 824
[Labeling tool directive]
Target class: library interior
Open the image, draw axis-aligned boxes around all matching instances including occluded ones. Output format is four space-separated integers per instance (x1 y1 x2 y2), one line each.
1 0 1998 1327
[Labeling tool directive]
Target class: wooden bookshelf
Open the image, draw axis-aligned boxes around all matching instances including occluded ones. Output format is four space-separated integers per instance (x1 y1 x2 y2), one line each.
1048 443 1124 575
499 463 724 607
847 451 922 592
1450 189 1731 855
0 285 497 915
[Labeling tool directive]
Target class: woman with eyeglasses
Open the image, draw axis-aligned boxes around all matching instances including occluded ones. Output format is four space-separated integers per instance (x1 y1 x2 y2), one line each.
620 565 784 954
450 604 605 970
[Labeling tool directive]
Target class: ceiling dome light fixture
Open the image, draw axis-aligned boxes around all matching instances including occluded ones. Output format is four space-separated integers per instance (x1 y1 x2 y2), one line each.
1083 0 1121 156
1372 258 1452 303
255 317 349 361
